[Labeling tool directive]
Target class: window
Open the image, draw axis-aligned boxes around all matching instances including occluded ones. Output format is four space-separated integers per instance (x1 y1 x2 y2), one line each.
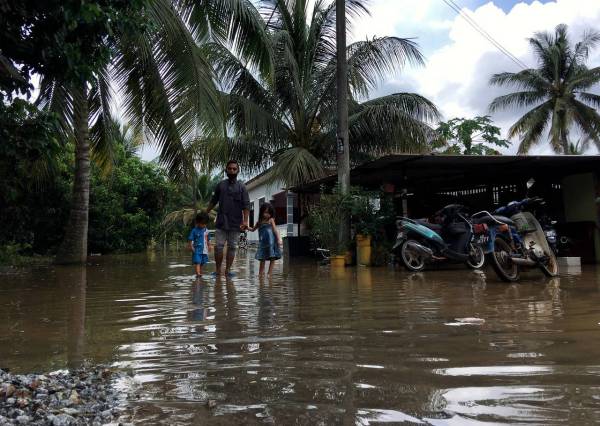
271 192 287 225
287 193 294 224
249 200 255 227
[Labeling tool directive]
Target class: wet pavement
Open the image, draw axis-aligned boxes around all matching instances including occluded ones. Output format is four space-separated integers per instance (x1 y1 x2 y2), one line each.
1 252 600 424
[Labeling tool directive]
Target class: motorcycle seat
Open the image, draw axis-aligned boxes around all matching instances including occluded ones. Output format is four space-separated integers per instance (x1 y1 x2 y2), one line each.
473 215 515 227
416 219 442 232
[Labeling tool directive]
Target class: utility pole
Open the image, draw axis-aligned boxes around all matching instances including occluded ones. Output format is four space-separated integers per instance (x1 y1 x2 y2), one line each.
336 0 351 247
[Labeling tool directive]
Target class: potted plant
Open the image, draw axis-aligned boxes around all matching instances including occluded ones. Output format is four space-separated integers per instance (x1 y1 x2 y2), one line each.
307 186 352 268
350 190 379 266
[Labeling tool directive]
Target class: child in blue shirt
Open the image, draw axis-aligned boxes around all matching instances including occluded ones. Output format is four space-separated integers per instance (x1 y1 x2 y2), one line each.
188 212 210 277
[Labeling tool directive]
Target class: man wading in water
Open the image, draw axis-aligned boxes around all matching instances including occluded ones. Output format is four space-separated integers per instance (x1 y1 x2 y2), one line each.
206 160 250 276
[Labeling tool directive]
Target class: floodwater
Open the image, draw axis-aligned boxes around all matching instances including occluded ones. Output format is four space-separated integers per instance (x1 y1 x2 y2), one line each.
1 252 600 425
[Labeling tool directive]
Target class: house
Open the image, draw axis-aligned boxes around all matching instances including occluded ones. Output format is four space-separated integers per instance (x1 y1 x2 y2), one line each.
292 154 600 263
245 171 299 242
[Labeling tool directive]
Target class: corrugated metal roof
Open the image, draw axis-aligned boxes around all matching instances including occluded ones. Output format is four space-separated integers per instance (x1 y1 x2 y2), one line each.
291 154 600 193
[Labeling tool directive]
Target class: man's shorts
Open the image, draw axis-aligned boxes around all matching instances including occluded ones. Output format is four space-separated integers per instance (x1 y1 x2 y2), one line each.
192 253 209 265
215 229 240 253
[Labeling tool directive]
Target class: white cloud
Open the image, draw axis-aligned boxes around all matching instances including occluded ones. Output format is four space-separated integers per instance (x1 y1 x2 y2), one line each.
356 0 600 154
139 1 600 160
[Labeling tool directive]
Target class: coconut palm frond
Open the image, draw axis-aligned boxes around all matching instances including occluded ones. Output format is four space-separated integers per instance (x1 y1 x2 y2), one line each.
577 91 600 109
36 77 75 140
346 36 425 98
88 66 120 176
489 91 547 112
113 31 192 181
268 147 326 187
187 135 274 176
229 94 290 141
567 67 600 91
490 24 600 154
176 0 272 75
490 69 550 92
349 93 440 154
507 100 552 139
570 100 600 147
208 0 437 184
505 101 552 153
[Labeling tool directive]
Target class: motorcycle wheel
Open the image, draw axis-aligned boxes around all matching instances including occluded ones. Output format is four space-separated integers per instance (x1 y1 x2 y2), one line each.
466 243 485 269
540 251 559 277
400 240 426 272
486 236 519 282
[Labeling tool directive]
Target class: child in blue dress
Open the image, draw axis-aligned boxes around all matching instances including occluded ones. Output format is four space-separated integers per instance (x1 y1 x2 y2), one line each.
251 203 283 276
188 212 210 277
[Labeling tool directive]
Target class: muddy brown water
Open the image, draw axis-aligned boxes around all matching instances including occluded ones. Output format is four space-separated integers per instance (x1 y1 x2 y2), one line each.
1 252 599 424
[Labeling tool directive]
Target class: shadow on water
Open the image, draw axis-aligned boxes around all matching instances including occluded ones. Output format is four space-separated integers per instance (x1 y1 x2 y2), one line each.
60 266 87 370
1 253 600 424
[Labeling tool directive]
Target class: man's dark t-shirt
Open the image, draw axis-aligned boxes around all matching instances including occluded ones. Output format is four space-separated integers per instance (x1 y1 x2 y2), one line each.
211 179 250 231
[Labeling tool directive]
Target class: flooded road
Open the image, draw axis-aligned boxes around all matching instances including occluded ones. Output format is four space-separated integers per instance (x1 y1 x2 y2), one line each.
1 252 600 424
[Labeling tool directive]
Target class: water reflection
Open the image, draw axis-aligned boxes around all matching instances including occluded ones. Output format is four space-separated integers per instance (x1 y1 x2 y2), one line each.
60 266 87 370
0 256 599 424
188 280 206 322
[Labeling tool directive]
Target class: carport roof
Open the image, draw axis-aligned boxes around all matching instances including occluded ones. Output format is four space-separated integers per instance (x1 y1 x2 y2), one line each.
290 154 600 193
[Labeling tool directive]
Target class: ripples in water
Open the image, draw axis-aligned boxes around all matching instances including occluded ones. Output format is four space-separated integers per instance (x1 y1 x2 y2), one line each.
1 253 600 424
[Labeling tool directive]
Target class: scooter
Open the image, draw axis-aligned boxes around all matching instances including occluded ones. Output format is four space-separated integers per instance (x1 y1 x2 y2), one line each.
393 204 485 272
474 193 559 282
524 199 561 255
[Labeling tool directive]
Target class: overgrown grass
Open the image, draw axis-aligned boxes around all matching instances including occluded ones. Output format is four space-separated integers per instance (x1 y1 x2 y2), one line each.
0 244 52 267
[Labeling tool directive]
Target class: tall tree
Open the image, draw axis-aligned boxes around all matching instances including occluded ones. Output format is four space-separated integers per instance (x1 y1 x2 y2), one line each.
489 24 600 154
435 116 510 155
567 136 594 155
336 0 351 247
162 174 221 230
1 0 269 263
198 0 440 187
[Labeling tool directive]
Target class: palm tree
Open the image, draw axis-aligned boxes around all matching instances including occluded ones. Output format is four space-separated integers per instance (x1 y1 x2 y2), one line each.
567 136 594 155
489 24 600 154
197 0 440 186
37 0 269 264
162 174 221 230
89 118 145 176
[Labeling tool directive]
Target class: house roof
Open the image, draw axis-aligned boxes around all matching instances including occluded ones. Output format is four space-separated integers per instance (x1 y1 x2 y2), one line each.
291 154 600 193
244 168 272 191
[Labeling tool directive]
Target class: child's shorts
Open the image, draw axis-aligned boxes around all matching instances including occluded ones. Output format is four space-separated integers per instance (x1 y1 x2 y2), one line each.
192 253 209 265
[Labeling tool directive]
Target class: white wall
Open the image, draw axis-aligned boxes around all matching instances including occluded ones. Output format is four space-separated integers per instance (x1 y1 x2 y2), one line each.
246 178 288 242
562 173 600 263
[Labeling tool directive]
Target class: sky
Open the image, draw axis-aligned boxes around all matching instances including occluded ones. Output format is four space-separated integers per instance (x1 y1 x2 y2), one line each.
140 0 600 160
348 0 600 154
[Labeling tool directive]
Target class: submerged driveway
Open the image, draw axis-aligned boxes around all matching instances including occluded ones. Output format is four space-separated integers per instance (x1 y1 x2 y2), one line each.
1 253 599 424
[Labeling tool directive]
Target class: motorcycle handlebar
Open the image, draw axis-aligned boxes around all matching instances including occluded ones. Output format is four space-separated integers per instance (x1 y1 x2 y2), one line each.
495 197 546 215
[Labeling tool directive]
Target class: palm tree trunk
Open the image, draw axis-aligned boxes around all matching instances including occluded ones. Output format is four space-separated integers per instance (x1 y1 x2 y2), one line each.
336 0 351 247
193 172 198 215
559 111 570 154
56 82 91 264
59 266 87 369
561 132 569 155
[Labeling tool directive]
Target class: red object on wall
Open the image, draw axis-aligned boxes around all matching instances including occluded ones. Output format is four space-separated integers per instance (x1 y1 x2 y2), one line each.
383 183 395 193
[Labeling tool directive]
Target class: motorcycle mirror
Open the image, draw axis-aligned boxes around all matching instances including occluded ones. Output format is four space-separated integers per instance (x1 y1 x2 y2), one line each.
526 178 535 189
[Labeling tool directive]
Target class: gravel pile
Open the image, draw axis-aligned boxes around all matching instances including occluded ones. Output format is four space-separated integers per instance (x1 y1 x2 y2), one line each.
0 366 132 425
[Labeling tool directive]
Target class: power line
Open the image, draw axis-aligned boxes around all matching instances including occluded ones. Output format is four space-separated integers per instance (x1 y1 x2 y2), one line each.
444 0 528 69
443 0 526 68
447 0 527 67
440 0 528 70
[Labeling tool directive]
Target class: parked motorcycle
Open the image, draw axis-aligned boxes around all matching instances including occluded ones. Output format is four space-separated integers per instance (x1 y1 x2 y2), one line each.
393 204 485 272
474 195 559 282
522 198 562 256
